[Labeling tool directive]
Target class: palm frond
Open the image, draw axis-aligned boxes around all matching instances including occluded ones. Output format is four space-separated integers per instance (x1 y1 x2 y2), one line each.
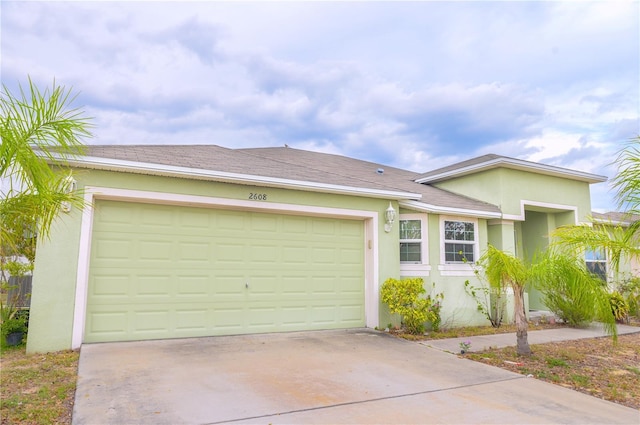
612 137 640 215
1 78 92 194
1 78 92 253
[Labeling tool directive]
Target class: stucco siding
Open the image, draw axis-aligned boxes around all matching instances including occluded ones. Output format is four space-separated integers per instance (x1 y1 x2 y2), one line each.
28 169 400 352
433 168 594 221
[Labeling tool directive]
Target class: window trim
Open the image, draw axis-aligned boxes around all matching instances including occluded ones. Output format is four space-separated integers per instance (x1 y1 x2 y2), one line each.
439 216 478 275
399 214 431 274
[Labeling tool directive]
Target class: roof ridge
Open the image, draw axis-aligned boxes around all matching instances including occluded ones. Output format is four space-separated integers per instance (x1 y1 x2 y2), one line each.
239 146 416 174
238 146 423 192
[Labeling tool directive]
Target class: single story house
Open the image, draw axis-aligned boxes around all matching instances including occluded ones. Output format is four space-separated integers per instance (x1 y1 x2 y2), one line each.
27 145 609 353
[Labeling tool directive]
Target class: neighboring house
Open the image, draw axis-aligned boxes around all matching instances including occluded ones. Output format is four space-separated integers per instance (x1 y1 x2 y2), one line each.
27 146 607 353
590 211 640 284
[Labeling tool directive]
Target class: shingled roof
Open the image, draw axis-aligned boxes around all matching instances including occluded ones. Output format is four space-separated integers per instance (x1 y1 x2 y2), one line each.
415 153 607 184
591 211 640 226
68 144 501 216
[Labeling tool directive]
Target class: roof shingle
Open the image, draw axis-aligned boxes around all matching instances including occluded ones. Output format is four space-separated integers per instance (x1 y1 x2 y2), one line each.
77 144 503 214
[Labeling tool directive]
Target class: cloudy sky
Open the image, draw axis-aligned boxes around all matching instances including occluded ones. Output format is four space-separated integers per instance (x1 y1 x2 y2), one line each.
2 1 638 211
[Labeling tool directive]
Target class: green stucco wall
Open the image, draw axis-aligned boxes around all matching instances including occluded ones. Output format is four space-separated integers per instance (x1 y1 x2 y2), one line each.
433 168 595 221
28 168 400 352
396 212 492 328
27 209 83 352
432 167 601 314
521 211 551 310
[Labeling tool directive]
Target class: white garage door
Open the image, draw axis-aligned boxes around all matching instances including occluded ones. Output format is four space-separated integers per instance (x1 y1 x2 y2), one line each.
84 200 365 343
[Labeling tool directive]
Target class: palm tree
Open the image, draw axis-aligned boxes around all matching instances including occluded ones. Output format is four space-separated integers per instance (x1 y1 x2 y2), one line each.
530 250 617 339
479 244 618 356
1 78 92 257
553 138 640 273
477 245 532 355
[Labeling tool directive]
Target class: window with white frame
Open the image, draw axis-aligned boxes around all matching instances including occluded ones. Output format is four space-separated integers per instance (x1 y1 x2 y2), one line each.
400 219 422 263
443 220 476 263
585 248 607 281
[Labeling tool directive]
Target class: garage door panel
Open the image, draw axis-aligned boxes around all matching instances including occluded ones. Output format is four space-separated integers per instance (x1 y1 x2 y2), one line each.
216 243 246 264
86 310 128 340
340 247 365 264
176 276 209 296
311 219 337 236
281 245 309 264
178 242 211 261
215 211 246 231
178 210 211 228
133 310 170 332
86 200 365 343
139 205 173 226
139 240 173 261
212 276 246 296
92 274 130 297
175 309 207 331
250 214 279 232
248 244 279 262
280 276 309 295
93 237 133 260
340 304 366 321
211 308 245 331
136 275 172 296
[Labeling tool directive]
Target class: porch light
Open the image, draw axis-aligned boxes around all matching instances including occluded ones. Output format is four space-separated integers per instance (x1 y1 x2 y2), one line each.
384 202 396 233
61 176 77 213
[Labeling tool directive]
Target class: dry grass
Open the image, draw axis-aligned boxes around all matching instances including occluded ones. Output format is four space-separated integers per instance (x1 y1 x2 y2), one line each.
0 346 79 425
465 333 640 410
391 319 640 410
392 321 565 340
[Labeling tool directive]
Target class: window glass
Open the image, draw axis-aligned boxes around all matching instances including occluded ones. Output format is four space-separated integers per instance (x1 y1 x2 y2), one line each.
585 249 607 281
444 220 475 263
400 219 422 263
444 221 475 241
400 220 421 240
445 243 474 263
400 242 422 262
585 249 606 261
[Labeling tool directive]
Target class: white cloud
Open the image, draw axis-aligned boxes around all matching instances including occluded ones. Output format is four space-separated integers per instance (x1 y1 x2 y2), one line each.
2 0 637 211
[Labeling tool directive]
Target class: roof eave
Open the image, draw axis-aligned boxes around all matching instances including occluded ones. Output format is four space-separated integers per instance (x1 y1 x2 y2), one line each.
53 154 423 201
415 158 608 184
399 200 502 219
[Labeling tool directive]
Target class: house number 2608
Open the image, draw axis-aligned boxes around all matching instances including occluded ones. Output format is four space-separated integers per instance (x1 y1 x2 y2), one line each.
249 193 267 201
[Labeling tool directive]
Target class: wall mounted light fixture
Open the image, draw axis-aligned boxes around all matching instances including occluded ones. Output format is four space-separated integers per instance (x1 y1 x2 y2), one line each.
61 176 77 213
384 202 396 233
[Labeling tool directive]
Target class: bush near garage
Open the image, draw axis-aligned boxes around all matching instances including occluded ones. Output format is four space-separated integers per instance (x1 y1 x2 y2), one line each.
381 277 442 334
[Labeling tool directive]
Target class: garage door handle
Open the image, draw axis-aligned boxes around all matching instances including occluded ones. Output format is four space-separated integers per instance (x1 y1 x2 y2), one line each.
245 282 249 289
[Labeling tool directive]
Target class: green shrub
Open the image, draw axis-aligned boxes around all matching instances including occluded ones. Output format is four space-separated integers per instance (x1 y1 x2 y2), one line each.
536 255 612 327
609 292 629 323
1 315 27 336
464 279 505 328
617 278 640 319
427 291 444 332
381 277 438 334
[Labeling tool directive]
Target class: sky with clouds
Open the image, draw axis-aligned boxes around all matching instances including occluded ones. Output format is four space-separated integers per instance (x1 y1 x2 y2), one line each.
2 1 638 211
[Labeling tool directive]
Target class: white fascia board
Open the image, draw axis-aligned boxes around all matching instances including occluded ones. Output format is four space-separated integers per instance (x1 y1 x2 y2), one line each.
415 157 608 184
52 154 422 201
399 199 502 219
591 217 632 227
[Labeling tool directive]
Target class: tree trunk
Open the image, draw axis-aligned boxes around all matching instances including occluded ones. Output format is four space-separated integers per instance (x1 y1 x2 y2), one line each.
514 285 531 356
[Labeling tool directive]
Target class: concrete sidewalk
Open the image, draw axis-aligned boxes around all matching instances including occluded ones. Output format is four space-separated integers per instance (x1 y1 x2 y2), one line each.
423 323 640 354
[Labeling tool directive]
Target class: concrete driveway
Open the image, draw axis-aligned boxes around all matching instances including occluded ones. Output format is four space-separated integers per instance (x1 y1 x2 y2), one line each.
73 329 639 424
